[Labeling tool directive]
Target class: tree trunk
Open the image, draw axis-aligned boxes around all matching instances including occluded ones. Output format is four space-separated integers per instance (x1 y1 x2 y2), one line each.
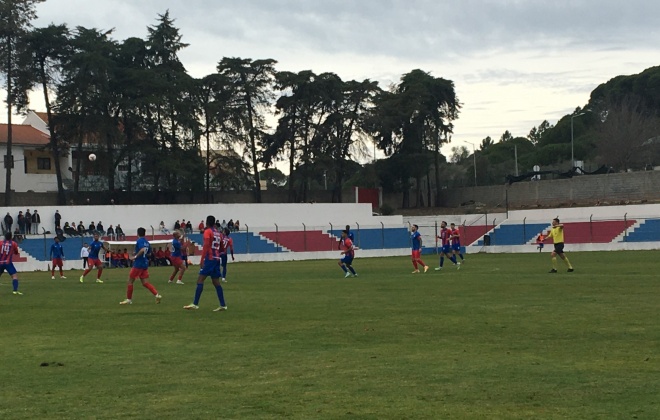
4 39 13 206
74 130 83 194
244 90 262 203
41 63 66 205
434 139 441 207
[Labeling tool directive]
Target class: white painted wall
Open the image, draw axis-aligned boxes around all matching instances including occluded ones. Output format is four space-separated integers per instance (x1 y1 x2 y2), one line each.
506 204 660 223
3 203 404 236
0 145 71 193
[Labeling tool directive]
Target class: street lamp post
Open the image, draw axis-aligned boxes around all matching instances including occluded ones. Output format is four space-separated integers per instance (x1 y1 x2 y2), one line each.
466 141 477 187
571 112 586 169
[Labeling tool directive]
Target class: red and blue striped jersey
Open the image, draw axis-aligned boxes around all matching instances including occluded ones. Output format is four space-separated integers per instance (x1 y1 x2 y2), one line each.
439 228 451 246
202 227 222 262
0 240 19 264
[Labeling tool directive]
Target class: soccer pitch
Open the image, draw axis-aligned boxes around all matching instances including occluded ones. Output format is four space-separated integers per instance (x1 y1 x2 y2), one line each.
1 252 659 419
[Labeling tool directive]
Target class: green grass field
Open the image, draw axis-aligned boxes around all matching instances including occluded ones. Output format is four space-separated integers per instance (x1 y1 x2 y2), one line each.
1 251 659 419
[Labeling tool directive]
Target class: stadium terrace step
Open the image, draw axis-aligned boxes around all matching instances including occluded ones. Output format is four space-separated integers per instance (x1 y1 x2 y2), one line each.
619 219 659 242
259 230 337 252
460 225 495 246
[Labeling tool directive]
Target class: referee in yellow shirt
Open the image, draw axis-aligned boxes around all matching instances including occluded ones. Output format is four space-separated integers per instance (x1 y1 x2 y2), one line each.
544 218 574 273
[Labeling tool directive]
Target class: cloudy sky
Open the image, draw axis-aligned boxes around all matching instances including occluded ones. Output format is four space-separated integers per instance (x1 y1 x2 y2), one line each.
5 0 660 162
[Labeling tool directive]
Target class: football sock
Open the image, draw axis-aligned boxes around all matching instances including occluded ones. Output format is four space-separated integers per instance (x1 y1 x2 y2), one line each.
143 282 158 296
440 257 444 267
412 261 418 270
82 268 91 276
222 265 227 278
418 259 426 267
564 257 573 269
215 284 226 307
178 273 184 281
97 267 103 279
127 284 134 299
59 269 64 276
341 265 348 273
51 269 55 276
552 257 558 270
450 256 457 265
12 279 18 291
193 283 204 305
459 254 464 261
348 266 356 275
169 272 175 281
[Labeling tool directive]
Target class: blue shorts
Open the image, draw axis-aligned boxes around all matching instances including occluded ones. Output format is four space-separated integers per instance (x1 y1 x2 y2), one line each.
452 243 461 251
341 255 354 265
441 245 452 255
199 259 221 279
0 263 17 276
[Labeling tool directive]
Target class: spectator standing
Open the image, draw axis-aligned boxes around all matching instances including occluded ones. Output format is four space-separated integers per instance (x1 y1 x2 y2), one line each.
54 210 62 228
234 220 240 232
174 220 181 230
198 220 204 233
32 210 41 234
227 219 234 231
77 221 85 236
17 211 25 234
107 225 115 239
116 224 126 240
185 220 192 234
25 209 32 235
221 219 227 229
4 212 13 234
88 221 96 235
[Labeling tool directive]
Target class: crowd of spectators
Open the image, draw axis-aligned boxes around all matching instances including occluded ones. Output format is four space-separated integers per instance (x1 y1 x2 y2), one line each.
3 209 42 238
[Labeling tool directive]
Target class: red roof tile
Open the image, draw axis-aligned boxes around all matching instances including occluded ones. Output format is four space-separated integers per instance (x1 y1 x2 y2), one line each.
0 124 50 146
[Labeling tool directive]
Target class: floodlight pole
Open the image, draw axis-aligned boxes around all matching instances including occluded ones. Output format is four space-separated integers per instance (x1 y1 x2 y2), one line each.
571 112 586 169
466 141 477 186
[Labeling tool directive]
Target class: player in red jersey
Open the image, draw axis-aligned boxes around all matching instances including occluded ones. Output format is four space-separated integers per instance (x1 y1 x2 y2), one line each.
449 223 465 263
338 230 358 278
220 227 235 283
435 221 460 271
183 215 227 311
0 232 23 295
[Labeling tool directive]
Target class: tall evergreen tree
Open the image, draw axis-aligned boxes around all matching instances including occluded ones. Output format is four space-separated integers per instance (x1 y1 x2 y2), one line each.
217 57 277 203
0 0 44 205
22 24 70 205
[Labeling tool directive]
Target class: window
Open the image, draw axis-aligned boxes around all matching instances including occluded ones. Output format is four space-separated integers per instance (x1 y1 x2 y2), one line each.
37 157 51 170
3 155 13 169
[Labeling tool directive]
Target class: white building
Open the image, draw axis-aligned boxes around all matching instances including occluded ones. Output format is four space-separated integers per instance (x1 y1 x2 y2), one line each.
0 112 73 193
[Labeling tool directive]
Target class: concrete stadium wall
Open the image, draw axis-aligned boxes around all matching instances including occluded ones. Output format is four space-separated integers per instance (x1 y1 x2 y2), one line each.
438 170 660 208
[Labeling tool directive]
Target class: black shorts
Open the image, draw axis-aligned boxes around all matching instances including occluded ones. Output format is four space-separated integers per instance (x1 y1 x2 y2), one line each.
553 243 565 254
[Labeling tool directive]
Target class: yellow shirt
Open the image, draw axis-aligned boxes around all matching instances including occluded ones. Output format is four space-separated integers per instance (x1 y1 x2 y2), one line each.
548 225 565 243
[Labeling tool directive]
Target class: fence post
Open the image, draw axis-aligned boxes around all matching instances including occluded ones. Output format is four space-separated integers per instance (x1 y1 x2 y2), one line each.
623 213 627 241
492 218 497 245
245 224 250 254
150 225 155 240
589 215 593 242
302 223 307 251
356 222 360 248
329 223 334 250
485 211 488 227
275 223 279 252
435 220 439 254
523 217 527 243
43 232 47 260
462 221 466 249
380 221 385 249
